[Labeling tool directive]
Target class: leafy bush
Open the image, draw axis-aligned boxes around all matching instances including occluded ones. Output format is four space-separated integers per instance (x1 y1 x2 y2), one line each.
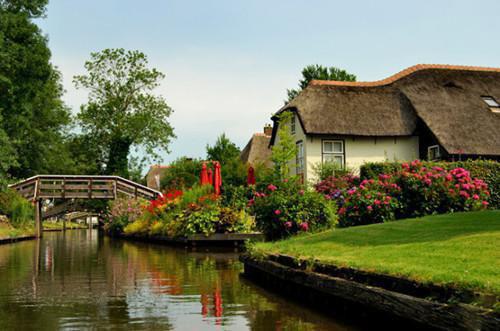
337 178 402 227
117 184 256 238
221 185 254 210
104 197 146 235
333 160 491 227
314 174 360 200
251 178 337 240
311 162 355 182
0 189 33 228
396 161 490 218
360 160 499 208
160 157 203 191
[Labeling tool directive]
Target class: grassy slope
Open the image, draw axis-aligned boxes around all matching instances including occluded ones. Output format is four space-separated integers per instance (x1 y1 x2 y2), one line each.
0 223 34 239
253 211 500 295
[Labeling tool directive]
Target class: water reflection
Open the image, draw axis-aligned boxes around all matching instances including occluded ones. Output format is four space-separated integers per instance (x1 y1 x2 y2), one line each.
0 230 356 330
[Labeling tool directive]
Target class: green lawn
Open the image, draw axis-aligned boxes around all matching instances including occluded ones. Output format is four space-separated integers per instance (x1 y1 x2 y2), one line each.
253 210 500 296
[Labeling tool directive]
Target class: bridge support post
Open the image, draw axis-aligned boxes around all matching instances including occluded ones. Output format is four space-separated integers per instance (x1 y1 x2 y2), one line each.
62 216 66 232
88 216 92 231
34 199 43 238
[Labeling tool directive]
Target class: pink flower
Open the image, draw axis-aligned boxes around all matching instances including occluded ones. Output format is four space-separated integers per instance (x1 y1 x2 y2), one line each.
445 174 453 181
472 194 480 200
300 222 309 231
338 207 346 215
374 199 381 205
285 221 292 228
482 201 489 206
299 189 305 195
267 184 277 191
459 191 470 199
274 209 281 215
367 206 373 212
424 178 432 186
247 198 255 206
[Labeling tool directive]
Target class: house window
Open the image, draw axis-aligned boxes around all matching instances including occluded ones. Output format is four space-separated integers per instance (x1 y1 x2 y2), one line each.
323 140 344 168
296 141 304 174
482 96 500 113
482 96 499 107
428 145 441 161
290 114 296 135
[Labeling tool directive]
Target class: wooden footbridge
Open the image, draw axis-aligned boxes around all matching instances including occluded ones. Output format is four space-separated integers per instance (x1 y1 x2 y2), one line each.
9 175 161 238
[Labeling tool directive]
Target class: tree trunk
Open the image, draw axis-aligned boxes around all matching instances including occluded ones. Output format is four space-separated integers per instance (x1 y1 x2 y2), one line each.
105 136 132 178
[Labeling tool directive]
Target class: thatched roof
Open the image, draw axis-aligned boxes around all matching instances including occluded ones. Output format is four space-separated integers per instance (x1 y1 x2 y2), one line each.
395 69 500 156
240 133 273 167
274 64 500 156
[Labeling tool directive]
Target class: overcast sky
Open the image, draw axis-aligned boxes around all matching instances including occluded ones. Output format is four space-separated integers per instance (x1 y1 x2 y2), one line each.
37 0 500 168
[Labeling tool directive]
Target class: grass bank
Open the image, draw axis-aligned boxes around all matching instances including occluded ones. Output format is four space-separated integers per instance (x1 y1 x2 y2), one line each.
0 223 34 240
252 210 500 296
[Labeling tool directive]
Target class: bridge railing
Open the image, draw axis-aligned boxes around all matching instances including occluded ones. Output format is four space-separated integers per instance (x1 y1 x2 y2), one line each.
9 175 160 201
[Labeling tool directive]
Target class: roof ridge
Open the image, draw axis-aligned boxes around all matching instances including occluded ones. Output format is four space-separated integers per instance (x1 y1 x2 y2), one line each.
309 64 500 87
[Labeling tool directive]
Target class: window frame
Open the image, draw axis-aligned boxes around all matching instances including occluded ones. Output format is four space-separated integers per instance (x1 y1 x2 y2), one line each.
427 145 441 161
482 96 500 108
322 139 345 168
296 140 304 174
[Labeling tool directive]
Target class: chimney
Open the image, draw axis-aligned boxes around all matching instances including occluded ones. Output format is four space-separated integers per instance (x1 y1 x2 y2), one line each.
264 124 273 136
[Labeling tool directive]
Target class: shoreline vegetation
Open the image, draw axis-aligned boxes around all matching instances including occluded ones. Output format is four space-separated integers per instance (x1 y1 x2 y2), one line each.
0 220 88 243
248 211 500 306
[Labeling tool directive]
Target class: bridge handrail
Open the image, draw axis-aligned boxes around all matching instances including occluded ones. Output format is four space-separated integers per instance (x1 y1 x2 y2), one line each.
9 175 161 200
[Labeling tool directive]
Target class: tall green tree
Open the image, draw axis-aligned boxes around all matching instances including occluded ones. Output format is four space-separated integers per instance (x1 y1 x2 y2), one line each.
206 133 247 186
74 48 175 178
0 0 72 178
271 111 296 179
286 64 356 102
206 133 240 165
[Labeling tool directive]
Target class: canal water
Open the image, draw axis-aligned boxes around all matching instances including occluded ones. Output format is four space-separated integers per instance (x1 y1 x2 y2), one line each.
0 230 357 330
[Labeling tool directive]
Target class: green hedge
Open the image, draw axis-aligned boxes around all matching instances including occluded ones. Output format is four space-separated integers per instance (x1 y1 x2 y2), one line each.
360 160 500 209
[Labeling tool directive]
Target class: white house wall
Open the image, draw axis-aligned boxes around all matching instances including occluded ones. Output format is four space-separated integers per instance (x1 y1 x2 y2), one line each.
305 136 419 183
274 112 419 184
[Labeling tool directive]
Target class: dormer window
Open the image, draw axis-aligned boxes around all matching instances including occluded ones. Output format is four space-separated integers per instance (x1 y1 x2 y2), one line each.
482 96 500 108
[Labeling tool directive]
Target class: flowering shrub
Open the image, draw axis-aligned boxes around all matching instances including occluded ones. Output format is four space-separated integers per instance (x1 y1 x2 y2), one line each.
105 197 146 235
314 174 359 200
118 185 255 238
337 177 402 227
397 161 490 218
329 160 491 227
361 159 499 208
252 179 337 239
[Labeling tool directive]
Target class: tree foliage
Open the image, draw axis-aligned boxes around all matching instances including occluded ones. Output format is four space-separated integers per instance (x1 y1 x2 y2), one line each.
271 112 296 179
0 0 72 179
74 48 175 178
160 158 202 191
286 64 356 102
206 133 240 165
